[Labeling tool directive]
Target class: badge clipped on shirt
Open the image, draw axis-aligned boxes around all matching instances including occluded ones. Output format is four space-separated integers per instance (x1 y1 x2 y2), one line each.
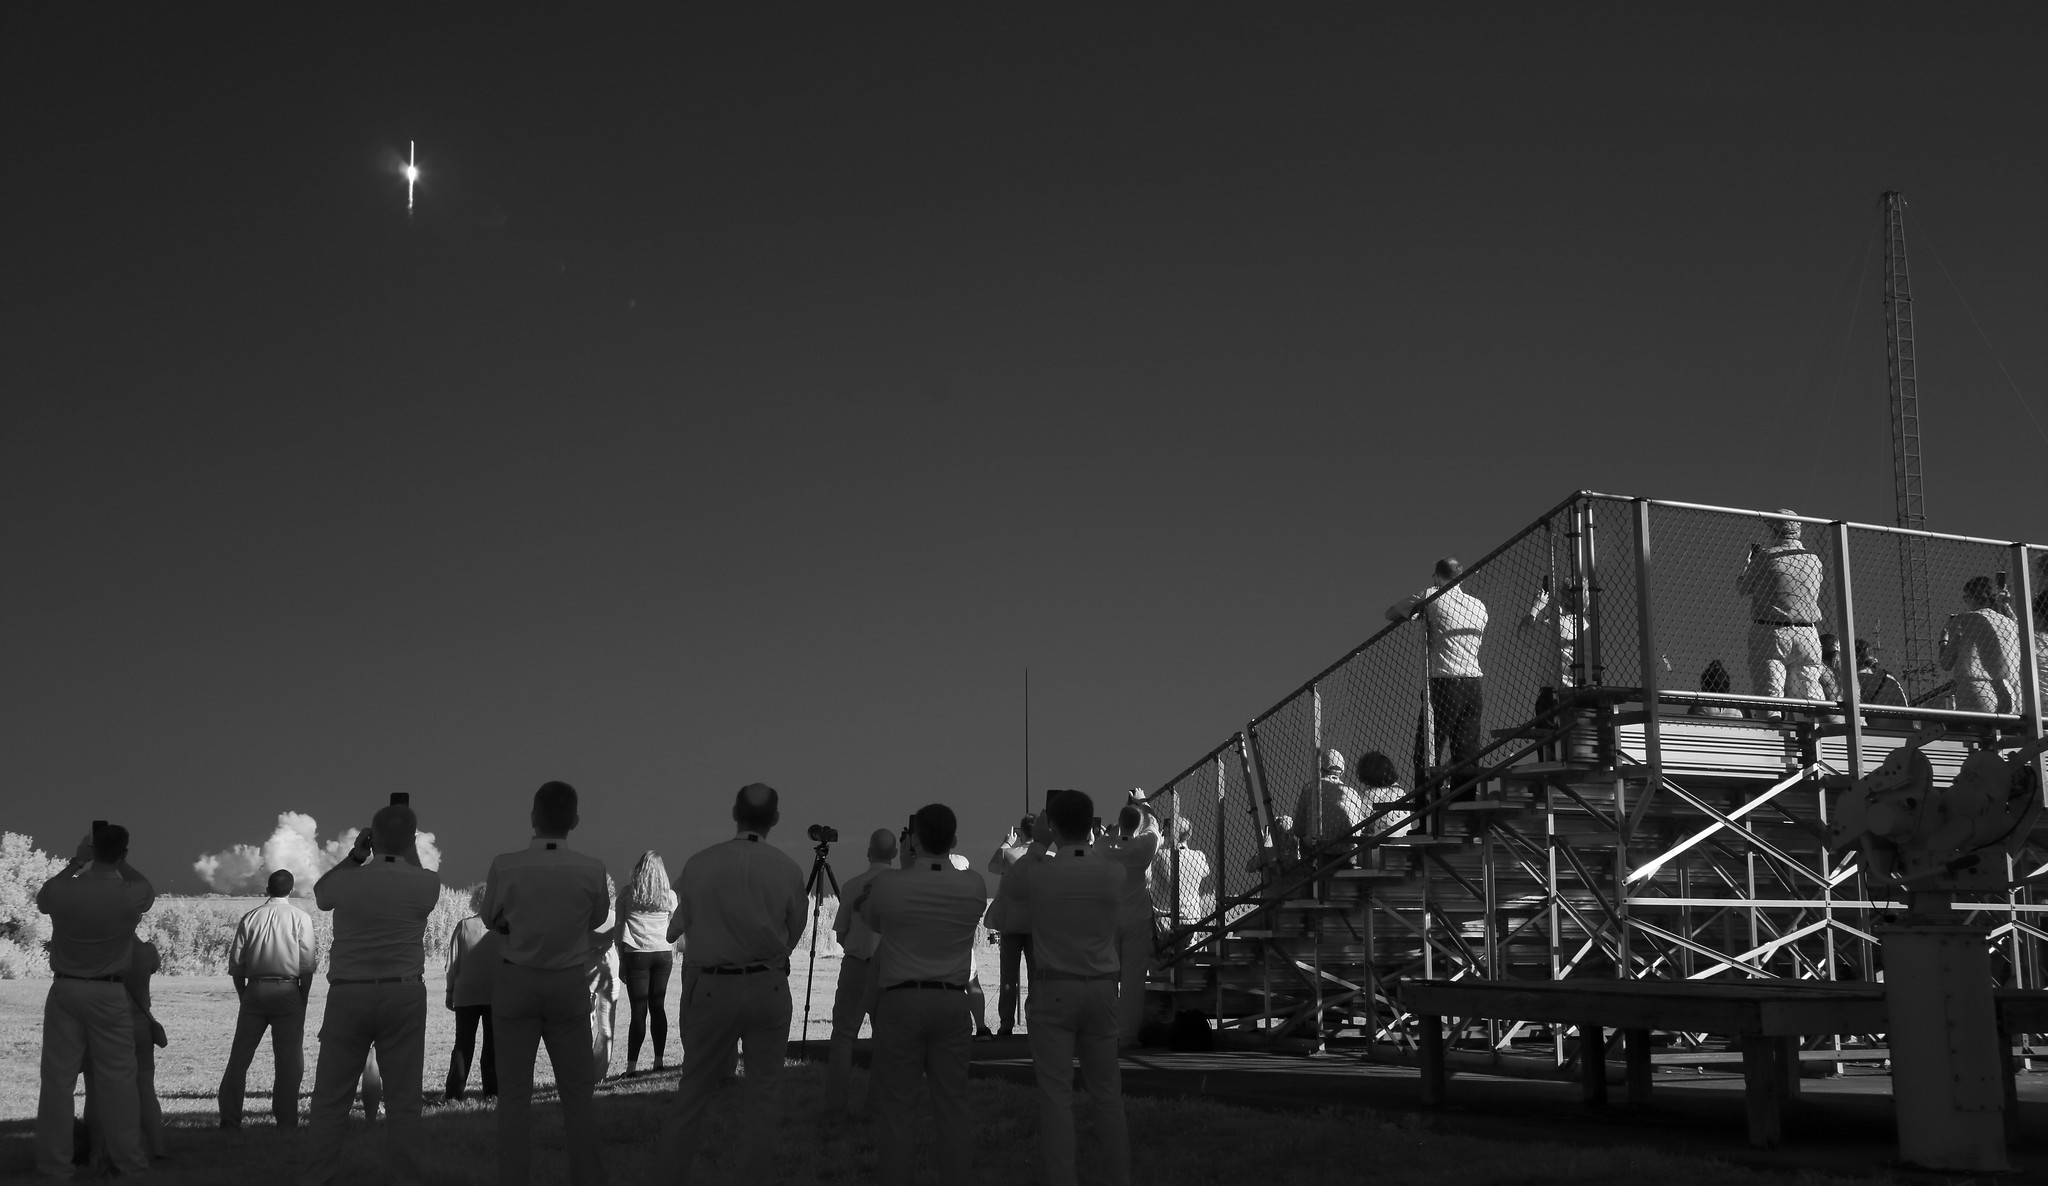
545 843 557 850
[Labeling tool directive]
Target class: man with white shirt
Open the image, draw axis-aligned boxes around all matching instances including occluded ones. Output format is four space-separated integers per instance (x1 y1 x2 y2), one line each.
985 818 1036 1036
35 824 154 1178
300 804 440 1186
220 868 317 1130
1104 798 1160 1049
999 791 1131 1186
482 780 613 1186
859 804 988 1185
1387 557 1490 785
654 783 807 1186
823 828 898 1115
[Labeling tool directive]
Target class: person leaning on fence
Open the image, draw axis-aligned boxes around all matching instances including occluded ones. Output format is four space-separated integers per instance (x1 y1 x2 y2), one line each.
1291 748 1365 863
823 828 899 1115
482 780 613 1186
444 883 500 1101
1940 575 2023 714
1854 639 1908 707
618 850 679 1076
1104 796 1161 1049
220 867 317 1130
986 817 1037 1037
301 804 440 1186
1687 660 1744 719
1387 557 1489 784
1736 512 1827 714
998 791 1132 1186
654 782 807 1186
34 824 155 1178
857 803 990 1186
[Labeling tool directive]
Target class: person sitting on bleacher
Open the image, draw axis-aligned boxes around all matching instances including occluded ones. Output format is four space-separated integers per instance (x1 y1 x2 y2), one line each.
1687 660 1744 719
1290 748 1365 863
1854 639 1908 707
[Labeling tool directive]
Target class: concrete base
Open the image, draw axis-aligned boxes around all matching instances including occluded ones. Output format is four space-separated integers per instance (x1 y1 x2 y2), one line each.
1880 922 2009 1172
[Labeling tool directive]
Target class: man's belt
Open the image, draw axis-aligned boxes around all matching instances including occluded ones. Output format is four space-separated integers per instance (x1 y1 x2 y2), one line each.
1754 619 1819 628
1034 970 1118 981
885 980 966 992
249 975 299 982
329 974 424 985
54 972 123 983
701 963 783 976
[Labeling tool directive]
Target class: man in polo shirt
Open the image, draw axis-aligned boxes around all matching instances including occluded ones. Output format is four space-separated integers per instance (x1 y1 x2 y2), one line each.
300 804 440 1186
654 783 806 1186
822 827 898 1116
482 780 613 1186
220 868 318 1129
858 804 987 1185
35 824 154 1178
998 791 1130 1186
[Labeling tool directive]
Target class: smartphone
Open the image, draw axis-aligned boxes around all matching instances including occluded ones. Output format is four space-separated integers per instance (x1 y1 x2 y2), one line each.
390 792 409 806
1996 571 2008 592
1091 816 1102 834
1541 573 1552 593
91 820 107 843
1044 788 1059 811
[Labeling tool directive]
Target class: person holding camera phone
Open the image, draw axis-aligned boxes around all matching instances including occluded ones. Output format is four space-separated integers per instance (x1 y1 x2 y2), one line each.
822 827 899 1116
654 783 806 1186
34 823 154 1178
1940 574 2023 714
985 816 1037 1036
301 802 439 1186
482 781 614 1186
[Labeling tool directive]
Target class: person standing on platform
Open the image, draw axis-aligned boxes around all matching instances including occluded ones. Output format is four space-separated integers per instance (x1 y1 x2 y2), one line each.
444 885 499 1101
1150 817 1212 926
301 804 439 1186
34 824 154 1179
1105 797 1160 1050
985 818 1036 1037
221 869 317 1130
654 783 807 1186
1940 576 2023 714
998 791 1131 1186
823 828 898 1116
483 780 613 1186
1736 513 1827 713
1387 557 1490 783
859 804 988 1185
617 851 678 1077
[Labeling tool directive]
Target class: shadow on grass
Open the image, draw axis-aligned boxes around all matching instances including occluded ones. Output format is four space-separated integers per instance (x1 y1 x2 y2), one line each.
0 1064 1883 1186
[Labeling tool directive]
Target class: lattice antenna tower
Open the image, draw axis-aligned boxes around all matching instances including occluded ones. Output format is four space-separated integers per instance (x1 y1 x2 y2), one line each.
1880 190 1935 695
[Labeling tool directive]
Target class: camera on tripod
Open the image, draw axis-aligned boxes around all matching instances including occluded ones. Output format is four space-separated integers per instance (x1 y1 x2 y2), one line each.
807 824 838 845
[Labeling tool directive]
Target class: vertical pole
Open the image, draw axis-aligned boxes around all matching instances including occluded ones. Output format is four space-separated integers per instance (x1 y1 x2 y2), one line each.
1024 668 1030 815
1215 753 1229 930
1583 499 1607 687
2011 545 2043 1058
1832 524 1866 781
1622 498 1660 982
1312 683 1325 844
1548 782 1563 1065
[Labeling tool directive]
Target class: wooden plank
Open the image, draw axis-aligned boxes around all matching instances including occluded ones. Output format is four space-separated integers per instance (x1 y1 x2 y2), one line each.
1580 1023 1607 1107
1740 1035 1782 1148
1418 1014 1446 1106
1625 1028 1653 1106
1775 1036 1801 1098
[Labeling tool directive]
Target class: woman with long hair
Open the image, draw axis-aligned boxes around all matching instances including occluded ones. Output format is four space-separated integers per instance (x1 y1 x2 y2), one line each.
618 851 679 1075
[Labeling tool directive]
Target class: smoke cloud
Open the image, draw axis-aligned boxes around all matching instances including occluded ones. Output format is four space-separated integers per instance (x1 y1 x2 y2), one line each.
193 812 441 894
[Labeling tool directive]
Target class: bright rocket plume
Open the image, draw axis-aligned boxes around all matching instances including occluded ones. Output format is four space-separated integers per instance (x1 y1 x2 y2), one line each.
193 812 441 893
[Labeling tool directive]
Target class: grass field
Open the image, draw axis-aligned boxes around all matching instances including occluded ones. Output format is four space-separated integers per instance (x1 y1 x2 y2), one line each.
0 963 1878 1185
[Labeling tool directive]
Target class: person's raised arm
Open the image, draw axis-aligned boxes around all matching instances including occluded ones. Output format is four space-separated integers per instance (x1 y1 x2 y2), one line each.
36 836 92 912
115 857 155 914
1385 592 1422 624
315 829 373 909
1520 585 1551 631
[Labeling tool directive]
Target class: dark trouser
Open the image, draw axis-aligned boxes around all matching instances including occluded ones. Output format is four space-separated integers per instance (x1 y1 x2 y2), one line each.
997 932 1035 1031
219 980 306 1127
1413 676 1485 785
445 1004 496 1099
619 948 675 1068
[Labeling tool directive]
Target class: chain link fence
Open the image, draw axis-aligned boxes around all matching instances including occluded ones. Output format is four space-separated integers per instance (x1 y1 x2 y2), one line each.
1147 734 1261 932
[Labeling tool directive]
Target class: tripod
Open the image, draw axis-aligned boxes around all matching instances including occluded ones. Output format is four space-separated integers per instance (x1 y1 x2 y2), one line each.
799 839 840 1043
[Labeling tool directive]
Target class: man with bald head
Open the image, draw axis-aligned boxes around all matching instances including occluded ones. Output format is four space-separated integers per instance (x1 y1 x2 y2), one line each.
300 804 440 1186
220 867 317 1129
655 783 807 1185
822 827 898 1116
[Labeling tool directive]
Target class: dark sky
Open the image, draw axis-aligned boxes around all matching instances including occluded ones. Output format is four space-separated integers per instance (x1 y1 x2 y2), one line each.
5 5 2043 892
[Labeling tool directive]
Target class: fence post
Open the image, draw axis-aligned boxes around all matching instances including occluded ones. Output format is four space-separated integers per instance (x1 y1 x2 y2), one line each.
1832 524 1865 781
2012 545 2044 1024
1582 499 1607 687
1215 752 1229 921
1624 499 1660 980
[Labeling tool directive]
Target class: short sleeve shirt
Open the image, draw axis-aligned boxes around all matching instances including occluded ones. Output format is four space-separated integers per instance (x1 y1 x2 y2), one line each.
39 869 154 978
672 833 807 968
317 855 441 982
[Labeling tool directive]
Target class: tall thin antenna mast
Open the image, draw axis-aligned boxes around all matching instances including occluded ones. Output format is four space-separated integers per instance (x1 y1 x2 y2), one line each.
1881 191 1935 695
1023 669 1031 814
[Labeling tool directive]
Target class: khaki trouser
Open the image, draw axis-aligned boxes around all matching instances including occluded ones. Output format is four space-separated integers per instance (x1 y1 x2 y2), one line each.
1026 978 1129 1186
83 1007 164 1166
39 978 144 1177
653 967 791 1186
495 962 607 1186
1748 622 1825 701
220 979 306 1126
823 953 878 1110
873 986 973 1186
300 981 427 1186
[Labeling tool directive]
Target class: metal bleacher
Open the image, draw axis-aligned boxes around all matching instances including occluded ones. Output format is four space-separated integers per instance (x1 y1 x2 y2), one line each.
1142 492 2046 1068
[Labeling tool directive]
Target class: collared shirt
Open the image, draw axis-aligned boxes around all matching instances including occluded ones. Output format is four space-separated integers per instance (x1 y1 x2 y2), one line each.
1000 842 1124 977
229 895 318 979
671 832 806 969
986 842 1033 933
1149 843 1214 924
860 859 987 986
1389 585 1488 678
833 860 894 961
481 837 613 972
38 866 154 978
126 940 160 1023
317 854 441 982
1292 776 1367 846
446 915 501 1006
1738 542 1824 624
